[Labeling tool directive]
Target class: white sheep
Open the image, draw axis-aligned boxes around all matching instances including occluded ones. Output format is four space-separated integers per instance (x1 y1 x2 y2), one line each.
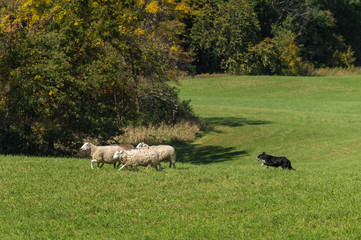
113 149 162 172
96 142 134 168
78 142 120 168
80 142 124 169
136 142 176 169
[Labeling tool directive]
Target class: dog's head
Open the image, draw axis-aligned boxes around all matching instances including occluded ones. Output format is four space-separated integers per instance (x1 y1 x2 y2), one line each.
257 152 268 161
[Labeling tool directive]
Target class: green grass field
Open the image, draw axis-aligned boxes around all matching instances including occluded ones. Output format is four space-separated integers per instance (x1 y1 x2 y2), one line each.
1 75 361 239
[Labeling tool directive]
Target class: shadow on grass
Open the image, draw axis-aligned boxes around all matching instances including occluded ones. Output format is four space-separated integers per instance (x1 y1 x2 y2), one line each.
175 143 248 164
204 117 272 133
173 117 271 165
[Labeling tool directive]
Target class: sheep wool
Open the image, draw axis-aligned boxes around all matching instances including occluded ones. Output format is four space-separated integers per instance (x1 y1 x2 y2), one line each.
113 149 161 172
80 142 124 169
136 142 176 168
96 142 134 168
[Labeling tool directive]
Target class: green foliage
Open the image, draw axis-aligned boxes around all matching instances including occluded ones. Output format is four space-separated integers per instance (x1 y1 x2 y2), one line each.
189 0 260 73
321 0 361 65
243 24 313 75
251 0 277 38
291 5 345 67
137 82 195 125
260 0 358 68
250 0 361 69
189 0 361 74
332 46 356 68
0 0 195 155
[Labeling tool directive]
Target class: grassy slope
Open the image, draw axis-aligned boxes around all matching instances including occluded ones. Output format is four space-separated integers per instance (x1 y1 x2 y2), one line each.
1 75 361 239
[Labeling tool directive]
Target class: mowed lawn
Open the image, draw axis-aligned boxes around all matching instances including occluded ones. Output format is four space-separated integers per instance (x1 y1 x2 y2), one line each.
1 75 361 239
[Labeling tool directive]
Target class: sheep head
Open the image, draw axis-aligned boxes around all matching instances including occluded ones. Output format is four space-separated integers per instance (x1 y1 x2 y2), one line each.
113 150 125 160
80 142 91 151
135 142 149 149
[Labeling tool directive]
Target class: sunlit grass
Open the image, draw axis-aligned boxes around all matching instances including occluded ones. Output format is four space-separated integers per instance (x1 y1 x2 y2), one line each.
2 75 361 239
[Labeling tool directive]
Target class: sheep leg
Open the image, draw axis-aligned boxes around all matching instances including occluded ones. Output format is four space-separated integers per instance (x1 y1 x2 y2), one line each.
158 163 162 171
98 163 104 168
116 162 121 168
134 166 138 172
118 165 126 171
91 159 98 169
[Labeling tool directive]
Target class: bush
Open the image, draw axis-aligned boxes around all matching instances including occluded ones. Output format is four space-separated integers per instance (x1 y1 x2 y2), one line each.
135 83 196 125
242 26 314 76
113 120 204 147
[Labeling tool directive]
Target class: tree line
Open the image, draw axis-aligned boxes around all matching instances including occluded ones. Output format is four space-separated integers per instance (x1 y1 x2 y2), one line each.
1 0 360 155
190 0 361 75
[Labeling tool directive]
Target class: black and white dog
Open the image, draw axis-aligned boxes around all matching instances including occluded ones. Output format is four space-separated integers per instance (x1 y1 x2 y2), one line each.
257 152 295 170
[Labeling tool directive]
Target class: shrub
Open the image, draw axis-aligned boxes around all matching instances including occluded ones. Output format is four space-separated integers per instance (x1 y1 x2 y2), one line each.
242 26 314 76
113 120 204 147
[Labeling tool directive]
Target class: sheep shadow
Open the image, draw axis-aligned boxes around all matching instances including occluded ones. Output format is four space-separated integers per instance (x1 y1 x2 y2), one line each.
175 143 248 165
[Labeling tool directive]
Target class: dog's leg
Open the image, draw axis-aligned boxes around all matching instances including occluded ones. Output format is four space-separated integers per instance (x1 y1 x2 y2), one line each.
260 159 267 167
261 163 270 169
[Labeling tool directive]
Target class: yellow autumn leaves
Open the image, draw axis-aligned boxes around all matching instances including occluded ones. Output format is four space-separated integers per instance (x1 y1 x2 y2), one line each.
146 1 161 13
145 0 192 14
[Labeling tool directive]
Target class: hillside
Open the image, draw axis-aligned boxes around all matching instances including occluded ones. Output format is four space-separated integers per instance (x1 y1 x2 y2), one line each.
1 75 361 239
178 75 361 167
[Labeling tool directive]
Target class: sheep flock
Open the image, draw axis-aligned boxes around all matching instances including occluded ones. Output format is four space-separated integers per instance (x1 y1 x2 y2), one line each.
80 142 176 172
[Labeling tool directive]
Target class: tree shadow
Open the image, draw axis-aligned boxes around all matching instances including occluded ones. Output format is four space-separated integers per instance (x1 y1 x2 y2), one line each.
175 143 248 165
173 117 271 165
203 117 272 133
206 117 271 126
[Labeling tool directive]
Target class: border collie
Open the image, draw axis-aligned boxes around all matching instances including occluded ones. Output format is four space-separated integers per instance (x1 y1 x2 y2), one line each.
257 152 295 170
